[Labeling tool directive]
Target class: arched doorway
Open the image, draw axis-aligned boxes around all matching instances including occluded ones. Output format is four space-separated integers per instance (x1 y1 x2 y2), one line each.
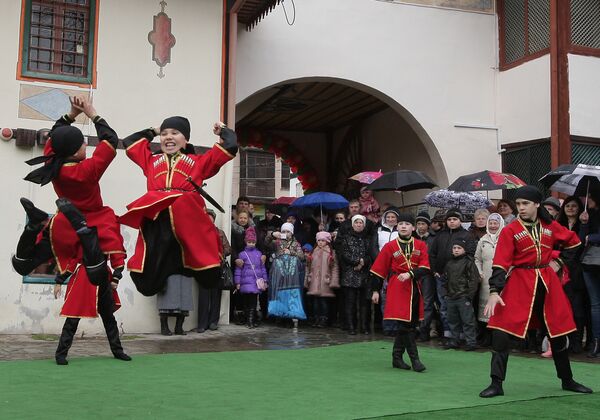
235 77 447 207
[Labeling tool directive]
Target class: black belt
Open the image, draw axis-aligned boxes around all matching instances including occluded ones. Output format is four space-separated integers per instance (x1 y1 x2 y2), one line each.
514 264 549 269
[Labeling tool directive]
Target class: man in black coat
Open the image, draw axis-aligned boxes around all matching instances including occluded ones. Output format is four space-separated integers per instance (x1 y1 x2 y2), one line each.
428 208 476 342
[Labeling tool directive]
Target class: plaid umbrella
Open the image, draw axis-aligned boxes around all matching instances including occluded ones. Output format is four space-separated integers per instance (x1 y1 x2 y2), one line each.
424 189 492 213
448 170 526 192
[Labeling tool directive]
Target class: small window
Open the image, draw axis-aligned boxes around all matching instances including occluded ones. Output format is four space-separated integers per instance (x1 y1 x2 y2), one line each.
281 161 290 190
20 0 97 84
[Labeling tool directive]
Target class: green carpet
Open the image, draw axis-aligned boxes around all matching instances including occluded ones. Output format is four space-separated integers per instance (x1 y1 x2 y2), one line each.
2 341 599 419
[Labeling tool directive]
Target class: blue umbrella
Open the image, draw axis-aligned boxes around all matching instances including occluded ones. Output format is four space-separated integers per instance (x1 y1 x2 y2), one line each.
291 192 349 210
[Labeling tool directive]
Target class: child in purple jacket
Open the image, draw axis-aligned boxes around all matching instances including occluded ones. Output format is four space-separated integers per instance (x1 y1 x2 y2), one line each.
235 227 268 328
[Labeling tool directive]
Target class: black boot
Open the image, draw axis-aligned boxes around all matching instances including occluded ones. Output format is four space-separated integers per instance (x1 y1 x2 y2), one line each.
246 310 254 329
160 314 172 336
174 315 187 335
101 313 131 361
360 305 370 335
55 198 87 231
20 197 49 228
562 379 593 394
588 338 600 358
392 334 411 370
406 331 426 372
479 377 504 398
56 318 80 365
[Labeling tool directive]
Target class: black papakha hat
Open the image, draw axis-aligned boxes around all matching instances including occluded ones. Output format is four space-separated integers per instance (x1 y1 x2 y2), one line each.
397 213 415 225
160 116 191 140
49 126 84 157
514 185 543 203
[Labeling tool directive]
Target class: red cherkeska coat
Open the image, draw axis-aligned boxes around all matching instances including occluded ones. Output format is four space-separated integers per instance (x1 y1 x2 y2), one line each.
370 237 430 322
60 265 121 318
120 139 234 273
44 139 126 274
487 219 580 338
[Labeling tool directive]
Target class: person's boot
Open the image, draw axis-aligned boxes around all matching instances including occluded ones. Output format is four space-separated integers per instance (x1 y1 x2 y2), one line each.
55 318 79 365
174 315 187 335
20 197 49 228
160 314 172 336
562 379 593 394
587 338 600 358
406 331 426 372
392 334 411 370
479 377 504 398
102 314 131 361
360 305 370 335
246 310 255 329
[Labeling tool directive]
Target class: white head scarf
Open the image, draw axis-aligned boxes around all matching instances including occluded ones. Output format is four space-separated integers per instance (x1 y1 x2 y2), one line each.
281 222 294 234
486 213 505 244
352 214 366 225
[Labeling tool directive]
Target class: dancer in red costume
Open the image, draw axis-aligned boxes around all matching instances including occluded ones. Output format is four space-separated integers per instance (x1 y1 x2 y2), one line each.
24 96 126 284
479 185 591 397
371 213 430 372
120 117 237 333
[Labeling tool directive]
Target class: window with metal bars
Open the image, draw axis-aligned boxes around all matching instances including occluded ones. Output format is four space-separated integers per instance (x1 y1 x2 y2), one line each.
570 0 600 54
502 140 551 200
239 149 276 199
498 0 550 70
281 161 290 190
20 0 96 84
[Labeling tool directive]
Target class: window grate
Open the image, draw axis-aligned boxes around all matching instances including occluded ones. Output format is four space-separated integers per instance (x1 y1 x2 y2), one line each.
503 141 551 200
572 142 600 166
239 149 276 199
571 0 600 49
503 0 526 64
528 0 550 54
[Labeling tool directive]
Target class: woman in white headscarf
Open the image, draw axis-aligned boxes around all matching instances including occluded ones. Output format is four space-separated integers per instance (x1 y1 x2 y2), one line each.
474 213 505 345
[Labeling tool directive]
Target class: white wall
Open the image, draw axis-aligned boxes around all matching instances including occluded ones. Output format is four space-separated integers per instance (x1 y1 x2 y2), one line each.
0 0 229 334
236 0 500 186
569 54 600 139
496 55 551 144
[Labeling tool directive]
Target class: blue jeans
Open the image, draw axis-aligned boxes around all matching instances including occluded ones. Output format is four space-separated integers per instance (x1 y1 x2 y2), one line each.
436 274 450 337
583 268 600 339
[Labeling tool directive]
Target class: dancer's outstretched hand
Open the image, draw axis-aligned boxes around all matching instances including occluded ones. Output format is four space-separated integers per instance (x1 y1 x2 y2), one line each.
68 96 84 120
484 293 505 318
213 121 226 136
53 284 62 299
79 97 98 119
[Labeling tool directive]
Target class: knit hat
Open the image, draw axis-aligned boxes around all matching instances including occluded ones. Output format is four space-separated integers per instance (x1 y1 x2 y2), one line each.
415 211 431 226
302 243 313 252
48 126 85 157
542 196 561 212
452 237 467 250
281 222 294 234
446 208 463 221
514 185 543 203
432 209 446 222
397 213 415 225
160 116 191 140
351 214 366 224
245 226 257 243
316 231 332 243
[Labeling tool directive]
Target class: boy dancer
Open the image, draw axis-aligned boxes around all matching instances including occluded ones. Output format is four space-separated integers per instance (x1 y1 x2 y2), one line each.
371 213 430 372
479 186 591 397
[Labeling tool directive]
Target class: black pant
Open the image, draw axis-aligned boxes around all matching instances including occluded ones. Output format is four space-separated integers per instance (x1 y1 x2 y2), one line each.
242 293 258 314
56 279 123 359
343 287 370 331
312 297 331 318
489 282 573 382
197 284 221 330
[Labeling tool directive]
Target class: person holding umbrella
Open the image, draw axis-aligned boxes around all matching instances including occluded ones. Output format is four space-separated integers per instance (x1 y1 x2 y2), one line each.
479 186 592 398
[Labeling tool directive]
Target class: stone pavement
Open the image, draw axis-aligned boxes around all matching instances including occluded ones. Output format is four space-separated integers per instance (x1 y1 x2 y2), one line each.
0 324 381 362
1 324 598 364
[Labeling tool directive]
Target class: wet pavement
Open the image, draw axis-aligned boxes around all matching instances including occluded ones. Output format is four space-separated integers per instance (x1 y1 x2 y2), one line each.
2 323 599 364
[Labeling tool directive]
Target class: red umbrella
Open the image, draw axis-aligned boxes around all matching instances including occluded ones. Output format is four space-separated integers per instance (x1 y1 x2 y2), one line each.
448 170 526 192
349 171 383 184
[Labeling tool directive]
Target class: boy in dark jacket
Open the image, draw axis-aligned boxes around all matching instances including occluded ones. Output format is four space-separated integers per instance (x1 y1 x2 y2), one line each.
428 208 476 341
444 238 479 351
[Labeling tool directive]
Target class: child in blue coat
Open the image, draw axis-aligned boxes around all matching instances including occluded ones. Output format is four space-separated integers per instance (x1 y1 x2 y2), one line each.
235 227 268 328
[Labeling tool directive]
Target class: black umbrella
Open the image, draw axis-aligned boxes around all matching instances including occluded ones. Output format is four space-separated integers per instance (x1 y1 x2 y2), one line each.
539 164 600 209
367 170 437 192
448 170 526 192
367 170 437 207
